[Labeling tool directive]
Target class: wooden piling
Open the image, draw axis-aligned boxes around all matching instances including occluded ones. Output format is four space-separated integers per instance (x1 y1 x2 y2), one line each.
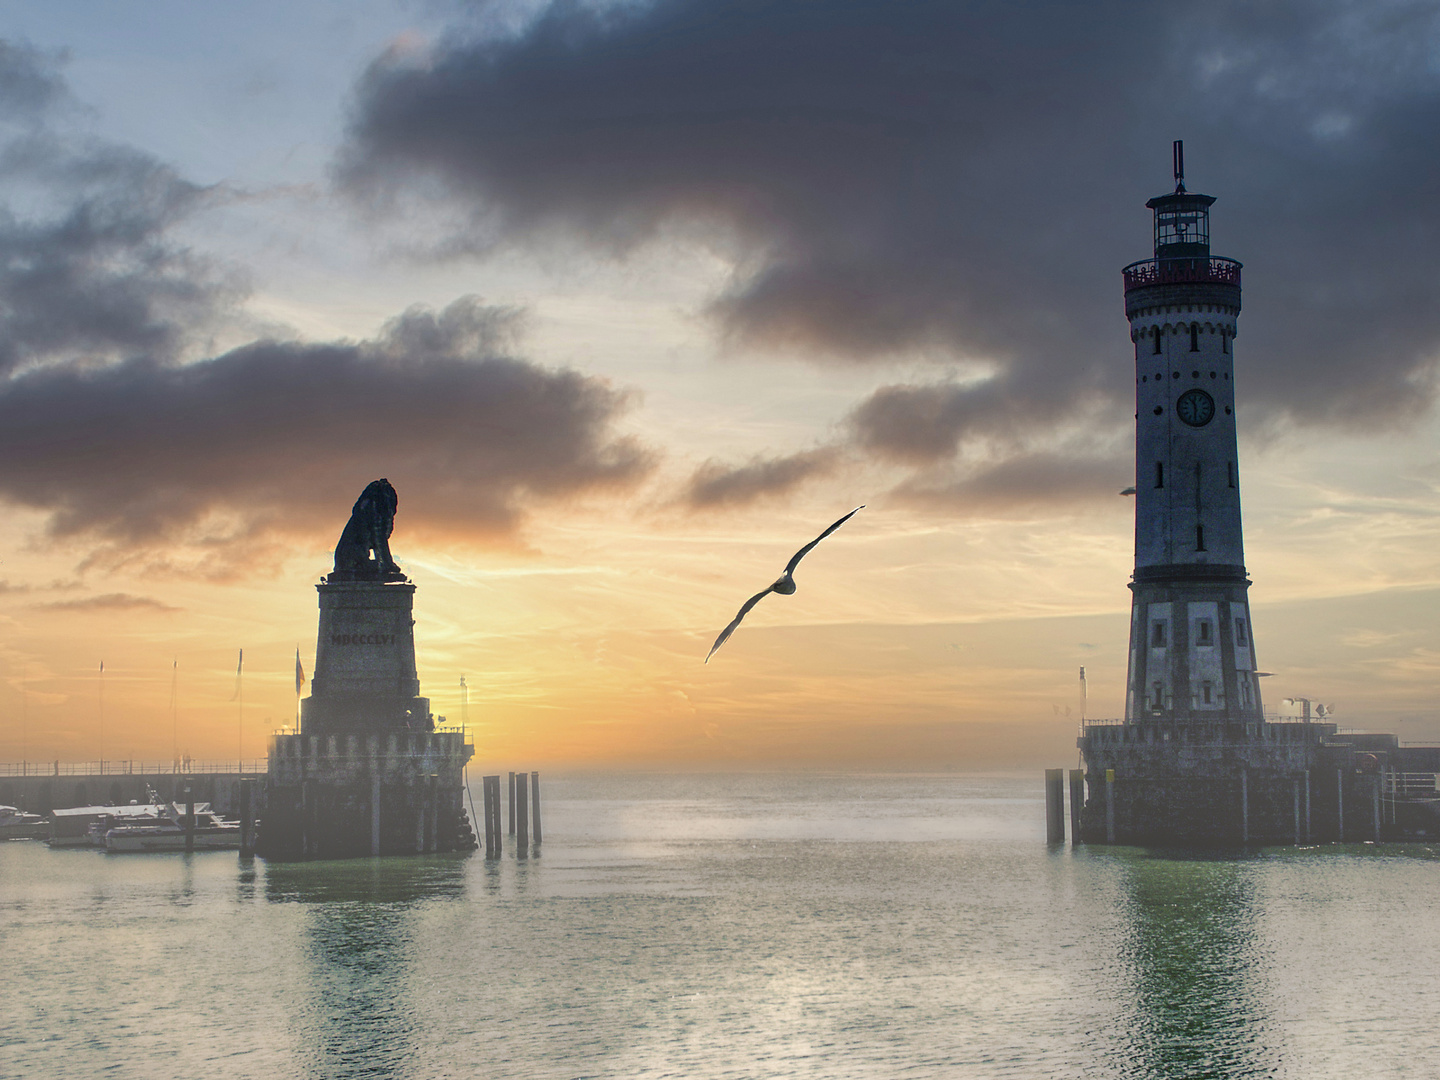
370 774 382 857
425 775 439 853
1045 769 1065 844
239 778 254 857
1068 769 1083 845
480 777 490 857
484 775 501 857
530 771 542 845
184 781 195 854
1292 777 1300 846
515 771 529 854
1337 768 1345 842
508 771 516 836
1241 769 1249 844
1304 769 1312 844
1372 775 1381 841
1105 769 1115 844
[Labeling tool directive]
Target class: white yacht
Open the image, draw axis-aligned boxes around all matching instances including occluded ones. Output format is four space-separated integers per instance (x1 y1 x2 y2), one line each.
0 805 49 841
103 802 241 852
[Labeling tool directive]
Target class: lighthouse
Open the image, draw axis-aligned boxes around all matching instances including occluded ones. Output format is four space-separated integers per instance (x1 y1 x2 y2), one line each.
1074 145 1361 846
1123 141 1262 728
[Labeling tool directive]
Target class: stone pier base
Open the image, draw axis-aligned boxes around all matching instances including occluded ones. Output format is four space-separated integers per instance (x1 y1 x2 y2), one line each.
257 731 476 860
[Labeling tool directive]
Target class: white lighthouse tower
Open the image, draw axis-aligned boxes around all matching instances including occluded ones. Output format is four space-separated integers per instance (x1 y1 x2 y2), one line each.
1123 142 1262 727
1076 145 1392 845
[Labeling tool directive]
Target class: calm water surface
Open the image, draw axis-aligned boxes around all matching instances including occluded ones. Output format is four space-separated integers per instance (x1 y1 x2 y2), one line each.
2 773 1437 1079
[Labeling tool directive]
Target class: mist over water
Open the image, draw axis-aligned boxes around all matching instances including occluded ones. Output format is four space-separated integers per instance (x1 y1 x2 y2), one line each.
2 774 1436 1079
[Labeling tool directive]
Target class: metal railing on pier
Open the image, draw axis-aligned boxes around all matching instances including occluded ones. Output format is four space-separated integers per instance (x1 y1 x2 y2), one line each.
0 760 266 777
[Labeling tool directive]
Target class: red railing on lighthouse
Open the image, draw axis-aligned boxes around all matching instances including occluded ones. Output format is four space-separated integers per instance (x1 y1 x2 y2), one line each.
1123 257 1242 291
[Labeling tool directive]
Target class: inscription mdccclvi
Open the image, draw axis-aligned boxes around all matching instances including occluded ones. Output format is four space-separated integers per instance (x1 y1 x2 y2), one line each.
332 633 397 646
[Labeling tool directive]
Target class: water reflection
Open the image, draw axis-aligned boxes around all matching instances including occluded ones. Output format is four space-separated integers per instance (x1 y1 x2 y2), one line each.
1109 853 1279 1079
262 857 468 1079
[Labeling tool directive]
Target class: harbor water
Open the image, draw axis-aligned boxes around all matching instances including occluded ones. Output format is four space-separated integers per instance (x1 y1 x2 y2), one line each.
1 773 1437 1079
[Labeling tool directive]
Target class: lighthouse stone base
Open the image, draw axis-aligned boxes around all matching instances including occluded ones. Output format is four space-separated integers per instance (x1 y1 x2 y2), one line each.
1078 720 1404 845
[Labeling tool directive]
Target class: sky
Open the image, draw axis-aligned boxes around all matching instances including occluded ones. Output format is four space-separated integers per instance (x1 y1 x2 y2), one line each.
4 0 1440 772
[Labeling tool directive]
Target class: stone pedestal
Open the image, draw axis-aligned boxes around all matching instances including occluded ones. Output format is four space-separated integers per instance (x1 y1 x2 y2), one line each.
301 581 431 735
259 574 476 860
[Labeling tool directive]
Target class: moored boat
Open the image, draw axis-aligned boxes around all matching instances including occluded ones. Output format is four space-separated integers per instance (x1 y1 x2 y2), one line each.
103 803 241 852
48 791 172 847
0 805 50 841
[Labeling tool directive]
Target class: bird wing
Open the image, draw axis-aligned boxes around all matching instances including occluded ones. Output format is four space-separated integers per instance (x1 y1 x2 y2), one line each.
782 505 865 576
704 586 775 663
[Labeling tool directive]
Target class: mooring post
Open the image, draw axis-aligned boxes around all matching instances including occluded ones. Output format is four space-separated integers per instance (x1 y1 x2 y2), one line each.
492 776 503 856
371 774 382 857
508 771 516 836
1292 777 1300 846
425 774 439 853
530 771 542 845
1304 769 1312 844
484 775 500 857
480 777 490 857
184 781 195 854
1241 769 1249 844
1372 774 1381 841
1337 768 1345 842
1068 769 1084 845
238 778 254 857
1105 768 1116 844
1045 769 1064 844
515 771 529 855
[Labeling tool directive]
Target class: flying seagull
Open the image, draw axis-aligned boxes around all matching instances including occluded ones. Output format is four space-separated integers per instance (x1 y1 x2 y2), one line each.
704 506 865 664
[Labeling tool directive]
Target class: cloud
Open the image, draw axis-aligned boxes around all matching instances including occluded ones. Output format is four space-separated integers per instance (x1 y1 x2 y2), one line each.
339 0 1440 432
683 447 838 509
0 41 239 377
891 451 1131 516
0 295 655 573
36 592 179 613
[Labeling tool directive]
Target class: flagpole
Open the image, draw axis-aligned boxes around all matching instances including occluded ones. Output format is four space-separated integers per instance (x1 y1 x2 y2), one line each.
170 659 178 776
98 660 105 777
294 647 306 733
20 663 28 780
236 649 244 774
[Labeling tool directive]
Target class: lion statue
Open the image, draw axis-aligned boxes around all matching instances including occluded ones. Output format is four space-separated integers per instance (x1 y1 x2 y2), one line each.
332 478 403 579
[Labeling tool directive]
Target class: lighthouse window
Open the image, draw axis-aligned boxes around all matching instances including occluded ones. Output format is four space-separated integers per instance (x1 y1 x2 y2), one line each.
1227 461 1235 488
1155 462 1164 488
1197 620 1213 645
1151 621 1167 648
1201 681 1213 704
1152 682 1165 711
1153 329 1162 354
1222 332 1230 354
1196 524 1206 551
1235 618 1248 646
1190 324 1200 351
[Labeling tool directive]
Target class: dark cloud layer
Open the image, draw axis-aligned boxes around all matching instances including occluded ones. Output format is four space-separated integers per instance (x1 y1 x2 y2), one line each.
0 296 652 570
0 44 652 569
892 451 1130 516
342 0 1440 437
684 447 837 509
0 42 235 376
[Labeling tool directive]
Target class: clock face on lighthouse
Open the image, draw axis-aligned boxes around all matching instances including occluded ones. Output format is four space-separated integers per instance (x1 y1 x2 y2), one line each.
1176 388 1215 427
